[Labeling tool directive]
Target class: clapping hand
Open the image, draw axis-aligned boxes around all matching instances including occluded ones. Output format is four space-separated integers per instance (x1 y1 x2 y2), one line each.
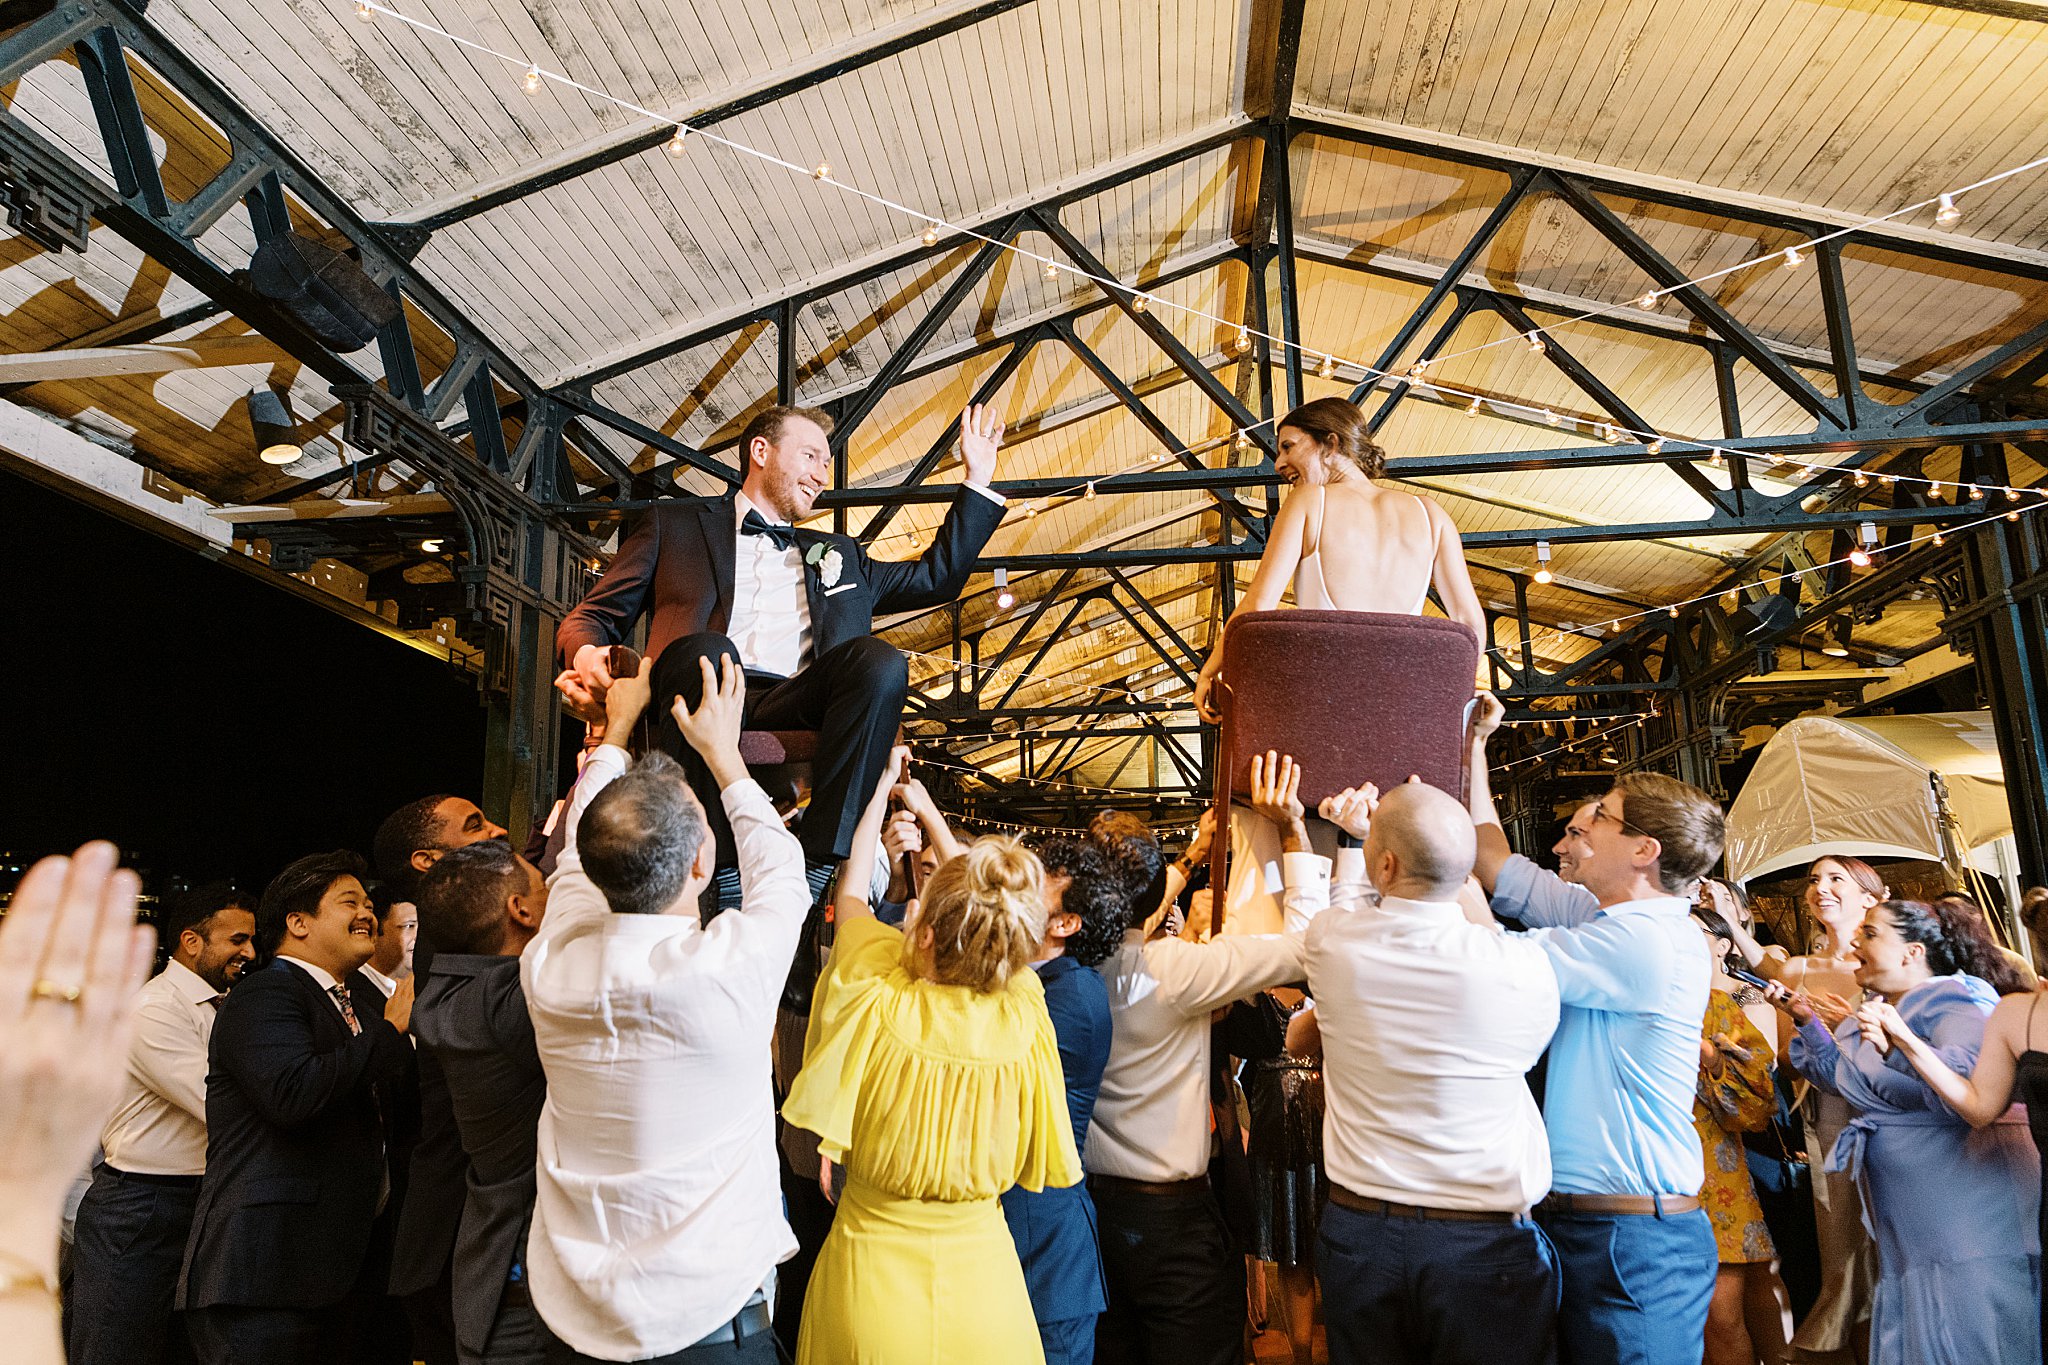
959 403 1005 486
1857 999 1909 1056
1809 991 1855 1030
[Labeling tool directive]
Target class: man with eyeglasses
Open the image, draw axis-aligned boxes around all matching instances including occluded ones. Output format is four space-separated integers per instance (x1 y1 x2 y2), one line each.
1468 694 1727 1365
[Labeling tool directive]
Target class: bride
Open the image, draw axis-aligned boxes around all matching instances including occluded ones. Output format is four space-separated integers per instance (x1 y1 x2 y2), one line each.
1188 396 1485 938
1193 395 1484 721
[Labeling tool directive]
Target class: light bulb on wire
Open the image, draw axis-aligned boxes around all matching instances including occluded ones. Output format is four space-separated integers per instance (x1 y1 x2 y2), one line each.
1936 193 1961 228
1782 245 1805 269
522 64 543 93
354 0 374 18
666 126 688 157
921 224 938 246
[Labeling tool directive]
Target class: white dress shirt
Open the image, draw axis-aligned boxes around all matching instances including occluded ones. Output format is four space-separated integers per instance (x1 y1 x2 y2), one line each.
99 960 221 1176
523 743 811 1361
1299 852 1561 1212
729 485 1007 678
359 964 398 998
1085 853 1327 1183
729 492 813 678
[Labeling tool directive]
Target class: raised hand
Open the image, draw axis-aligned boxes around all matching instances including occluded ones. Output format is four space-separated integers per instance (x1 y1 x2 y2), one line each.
1469 690 1505 741
554 669 608 727
1319 783 1380 840
959 403 1005 486
671 655 746 784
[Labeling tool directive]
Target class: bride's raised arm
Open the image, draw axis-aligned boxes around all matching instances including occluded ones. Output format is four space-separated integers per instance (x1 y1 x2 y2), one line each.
1193 487 1311 720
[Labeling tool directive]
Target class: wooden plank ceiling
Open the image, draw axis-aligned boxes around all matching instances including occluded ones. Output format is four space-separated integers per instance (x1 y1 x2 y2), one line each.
4 0 2048 798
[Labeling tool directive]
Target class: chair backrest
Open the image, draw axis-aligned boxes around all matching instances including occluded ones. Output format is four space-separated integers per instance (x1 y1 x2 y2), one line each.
1217 610 1480 808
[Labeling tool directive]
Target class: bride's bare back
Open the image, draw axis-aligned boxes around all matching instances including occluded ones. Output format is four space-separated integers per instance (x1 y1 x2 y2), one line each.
1295 481 1439 613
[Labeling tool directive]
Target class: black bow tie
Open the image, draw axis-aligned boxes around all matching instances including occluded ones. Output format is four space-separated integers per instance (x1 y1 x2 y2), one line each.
740 509 797 551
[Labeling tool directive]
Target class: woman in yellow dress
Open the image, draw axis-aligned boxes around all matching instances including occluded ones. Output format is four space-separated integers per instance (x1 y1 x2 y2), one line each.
783 749 1082 1364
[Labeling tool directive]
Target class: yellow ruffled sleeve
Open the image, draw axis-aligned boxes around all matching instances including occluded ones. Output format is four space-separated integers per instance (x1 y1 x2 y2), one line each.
781 916 905 1161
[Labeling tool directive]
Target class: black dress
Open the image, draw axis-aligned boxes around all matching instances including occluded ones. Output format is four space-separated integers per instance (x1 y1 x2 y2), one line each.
2008 993 2048 1363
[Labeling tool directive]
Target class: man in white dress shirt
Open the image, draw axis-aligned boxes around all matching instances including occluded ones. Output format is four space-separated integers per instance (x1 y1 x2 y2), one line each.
66 886 255 1365
522 652 809 1364
1086 756 1328 1365
1296 781 1563 1365
556 404 1008 885
360 899 415 999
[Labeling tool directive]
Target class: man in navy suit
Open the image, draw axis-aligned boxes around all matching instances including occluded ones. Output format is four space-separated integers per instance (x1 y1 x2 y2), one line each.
1005 835 1125 1365
556 403 1006 875
178 850 417 1365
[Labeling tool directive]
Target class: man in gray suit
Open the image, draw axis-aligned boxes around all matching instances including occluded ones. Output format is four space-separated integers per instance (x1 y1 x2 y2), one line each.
409 841 552 1365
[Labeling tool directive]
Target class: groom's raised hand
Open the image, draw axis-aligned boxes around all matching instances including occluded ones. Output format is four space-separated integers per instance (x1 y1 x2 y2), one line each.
959 403 1005 487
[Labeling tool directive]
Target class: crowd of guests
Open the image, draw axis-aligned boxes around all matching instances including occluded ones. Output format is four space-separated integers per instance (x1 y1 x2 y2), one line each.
6 666 2046 1365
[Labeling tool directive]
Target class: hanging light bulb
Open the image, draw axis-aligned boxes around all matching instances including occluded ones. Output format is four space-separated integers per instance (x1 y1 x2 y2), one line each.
921 224 939 246
666 125 689 157
1936 192 1961 228
1647 437 1665 456
1595 422 1613 442
1465 396 1483 418
1767 451 1784 468
1524 331 1545 354
812 161 831 180
1848 521 1877 568
1083 481 1096 501
1722 589 1740 609
1131 293 1148 314
2006 486 2023 502
1542 408 1560 426
1408 358 1431 378
1043 259 1060 281
1782 245 1805 269
354 0 374 18
1853 471 1869 488
1933 530 1947 547
1927 478 1943 495
994 567 1015 611
1967 483 1981 500
1706 448 1724 468
1635 291 1659 310
1533 540 1554 585
1233 326 1251 353
1317 353 1334 380
2009 510 2022 522
522 63 543 93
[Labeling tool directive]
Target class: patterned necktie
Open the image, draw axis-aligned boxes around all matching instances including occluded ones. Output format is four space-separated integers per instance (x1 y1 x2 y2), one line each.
740 509 797 551
329 984 362 1035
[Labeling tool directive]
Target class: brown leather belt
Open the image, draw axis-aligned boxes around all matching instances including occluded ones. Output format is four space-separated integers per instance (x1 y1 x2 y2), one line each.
1327 1185 1525 1223
1538 1192 1701 1217
1087 1172 1210 1197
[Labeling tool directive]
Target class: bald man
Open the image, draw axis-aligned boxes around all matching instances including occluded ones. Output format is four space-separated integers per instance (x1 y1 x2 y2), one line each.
1295 781 1564 1365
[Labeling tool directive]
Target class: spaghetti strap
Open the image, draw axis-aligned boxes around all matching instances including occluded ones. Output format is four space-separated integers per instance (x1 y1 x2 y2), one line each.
2028 989 2044 1052
1306 485 1327 558
1410 494 1437 615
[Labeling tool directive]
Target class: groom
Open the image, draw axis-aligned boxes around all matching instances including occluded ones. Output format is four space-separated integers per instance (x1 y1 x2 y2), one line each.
556 402 1006 877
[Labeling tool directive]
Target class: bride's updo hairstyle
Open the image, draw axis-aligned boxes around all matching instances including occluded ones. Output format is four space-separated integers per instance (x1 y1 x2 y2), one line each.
909 837 1047 994
1278 396 1386 479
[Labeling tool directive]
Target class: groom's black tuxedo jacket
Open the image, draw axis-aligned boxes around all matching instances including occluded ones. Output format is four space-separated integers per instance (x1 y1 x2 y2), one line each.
557 487 1005 670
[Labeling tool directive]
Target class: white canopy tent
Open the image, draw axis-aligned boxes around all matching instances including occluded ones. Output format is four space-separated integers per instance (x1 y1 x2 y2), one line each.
1724 712 2023 933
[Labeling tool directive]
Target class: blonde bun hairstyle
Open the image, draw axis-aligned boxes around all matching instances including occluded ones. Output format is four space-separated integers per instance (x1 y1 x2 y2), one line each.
910 836 1047 994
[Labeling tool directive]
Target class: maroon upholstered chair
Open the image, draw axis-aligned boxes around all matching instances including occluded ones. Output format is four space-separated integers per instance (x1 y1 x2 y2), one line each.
605 646 819 772
1207 610 1481 925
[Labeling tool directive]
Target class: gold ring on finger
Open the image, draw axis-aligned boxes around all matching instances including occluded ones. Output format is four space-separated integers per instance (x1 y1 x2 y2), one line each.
30 978 85 1005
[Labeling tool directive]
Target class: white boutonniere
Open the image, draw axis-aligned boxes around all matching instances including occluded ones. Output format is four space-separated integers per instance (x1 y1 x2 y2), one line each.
810 546 844 588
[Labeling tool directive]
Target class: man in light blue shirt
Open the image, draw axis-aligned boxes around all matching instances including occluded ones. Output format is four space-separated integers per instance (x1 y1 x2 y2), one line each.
1468 699 1724 1365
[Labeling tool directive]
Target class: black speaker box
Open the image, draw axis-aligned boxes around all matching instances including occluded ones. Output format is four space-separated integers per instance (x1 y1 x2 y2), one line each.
245 232 400 352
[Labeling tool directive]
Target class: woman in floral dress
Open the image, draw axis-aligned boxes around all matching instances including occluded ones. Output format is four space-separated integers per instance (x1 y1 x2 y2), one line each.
1697 917 1790 1365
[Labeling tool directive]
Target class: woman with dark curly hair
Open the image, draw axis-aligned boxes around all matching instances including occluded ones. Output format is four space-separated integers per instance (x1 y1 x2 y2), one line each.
1769 898 2041 1364
1000 834 1129 1363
